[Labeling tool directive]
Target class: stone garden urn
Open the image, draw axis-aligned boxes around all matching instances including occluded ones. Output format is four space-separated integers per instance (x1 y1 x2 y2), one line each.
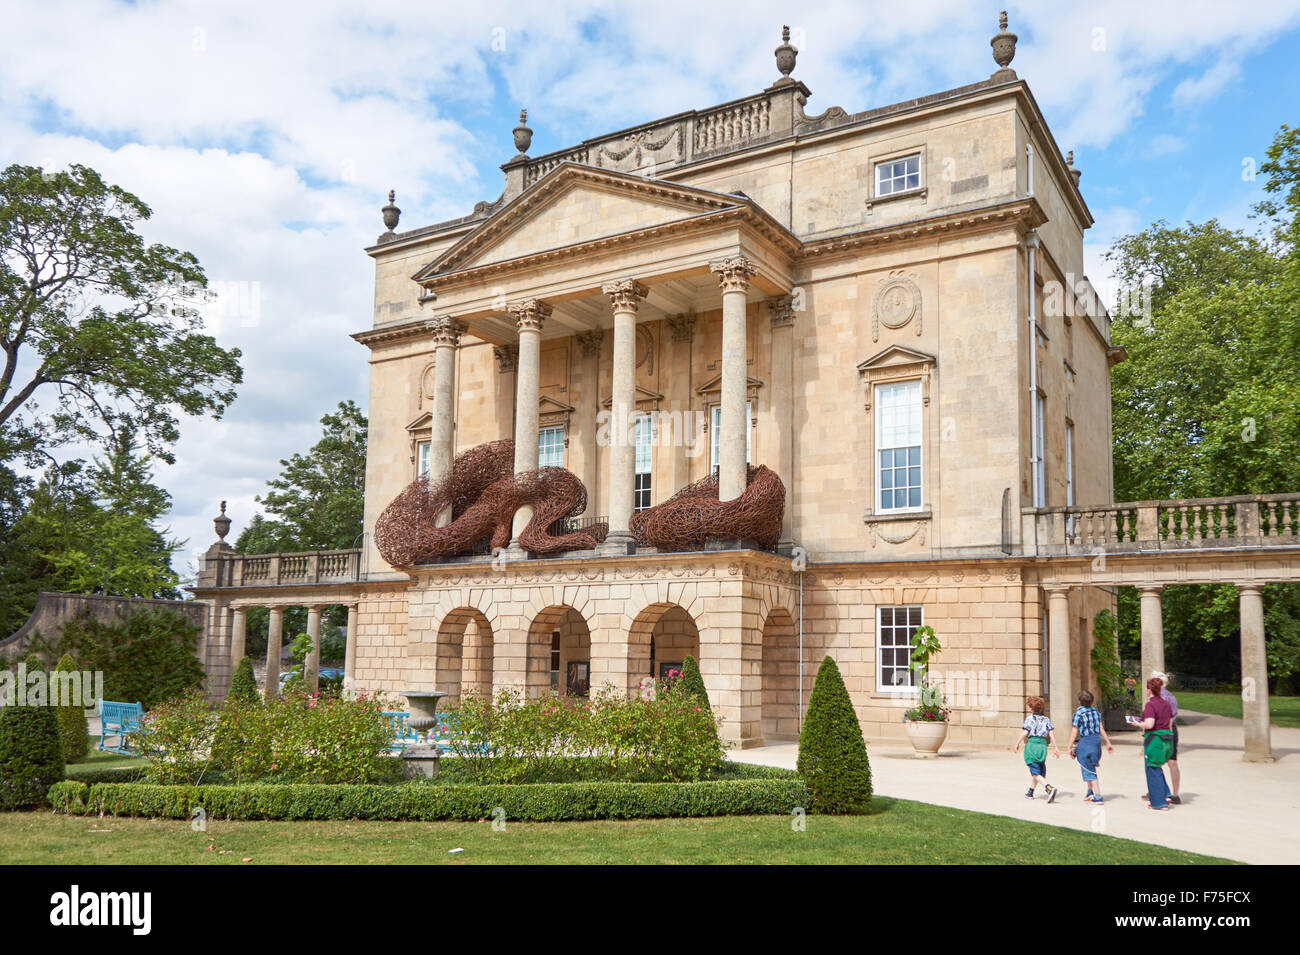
904 719 949 758
398 690 448 779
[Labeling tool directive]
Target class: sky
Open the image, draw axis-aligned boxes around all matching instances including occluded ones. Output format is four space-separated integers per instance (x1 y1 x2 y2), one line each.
3 0 1300 582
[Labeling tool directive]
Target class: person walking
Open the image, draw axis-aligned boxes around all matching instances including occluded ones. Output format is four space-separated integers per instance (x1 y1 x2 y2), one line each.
1068 690 1114 803
1014 696 1061 802
1132 676 1175 810
1151 671 1181 804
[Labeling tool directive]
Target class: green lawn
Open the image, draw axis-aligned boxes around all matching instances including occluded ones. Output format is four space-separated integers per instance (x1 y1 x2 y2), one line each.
1179 691 1300 728
0 797 1232 865
68 749 148 773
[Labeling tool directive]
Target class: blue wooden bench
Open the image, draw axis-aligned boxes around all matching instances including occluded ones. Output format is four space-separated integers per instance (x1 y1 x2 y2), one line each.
383 711 419 751
97 700 144 754
429 712 494 756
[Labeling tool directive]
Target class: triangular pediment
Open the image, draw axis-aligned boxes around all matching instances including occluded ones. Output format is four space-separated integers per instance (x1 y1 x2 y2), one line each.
538 395 575 415
600 384 665 410
856 345 935 372
416 163 745 278
405 412 433 433
695 373 765 397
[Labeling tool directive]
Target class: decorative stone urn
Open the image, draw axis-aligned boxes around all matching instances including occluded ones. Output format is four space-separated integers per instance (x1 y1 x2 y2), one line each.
774 25 798 81
905 719 949 758
990 11 1018 76
401 689 448 734
512 109 533 155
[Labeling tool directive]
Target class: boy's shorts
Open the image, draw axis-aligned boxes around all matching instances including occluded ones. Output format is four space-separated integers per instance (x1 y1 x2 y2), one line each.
1076 735 1101 781
1027 761 1046 778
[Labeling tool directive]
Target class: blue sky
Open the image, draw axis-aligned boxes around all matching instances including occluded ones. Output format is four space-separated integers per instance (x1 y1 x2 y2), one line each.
2 0 1299 576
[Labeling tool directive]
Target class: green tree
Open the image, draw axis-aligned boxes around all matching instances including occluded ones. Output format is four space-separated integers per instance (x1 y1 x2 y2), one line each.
0 654 65 808
0 163 242 466
52 652 90 762
797 656 871 813
236 400 367 553
227 656 260 705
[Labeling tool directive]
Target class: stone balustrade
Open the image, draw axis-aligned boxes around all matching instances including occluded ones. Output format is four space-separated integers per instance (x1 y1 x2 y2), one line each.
201 549 362 588
1025 493 1300 555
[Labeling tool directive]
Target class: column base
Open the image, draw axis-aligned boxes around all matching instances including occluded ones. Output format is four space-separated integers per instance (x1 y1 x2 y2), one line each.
503 542 530 561
1243 752 1275 763
598 534 635 556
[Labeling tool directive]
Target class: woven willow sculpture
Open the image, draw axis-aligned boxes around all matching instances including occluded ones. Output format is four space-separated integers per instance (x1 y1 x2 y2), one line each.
629 464 785 551
373 439 608 565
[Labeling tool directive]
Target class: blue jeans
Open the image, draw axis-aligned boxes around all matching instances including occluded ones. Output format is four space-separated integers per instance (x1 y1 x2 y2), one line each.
1076 736 1101 782
1146 763 1170 808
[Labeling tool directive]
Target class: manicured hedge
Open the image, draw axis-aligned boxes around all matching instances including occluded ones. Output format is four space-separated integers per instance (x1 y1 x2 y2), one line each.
48 777 810 822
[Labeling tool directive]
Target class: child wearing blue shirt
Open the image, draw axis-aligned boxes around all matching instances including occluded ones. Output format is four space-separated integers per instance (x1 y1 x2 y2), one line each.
1068 690 1114 803
1013 696 1061 802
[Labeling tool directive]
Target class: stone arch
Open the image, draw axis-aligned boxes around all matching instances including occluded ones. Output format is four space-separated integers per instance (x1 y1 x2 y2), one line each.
627 602 702 694
761 606 800 741
526 605 593 698
434 607 492 705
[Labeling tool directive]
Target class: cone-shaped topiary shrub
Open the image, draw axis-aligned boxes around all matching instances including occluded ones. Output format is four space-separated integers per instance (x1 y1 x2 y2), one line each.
0 654 66 808
228 656 260 705
797 655 871 813
679 655 712 716
53 653 90 763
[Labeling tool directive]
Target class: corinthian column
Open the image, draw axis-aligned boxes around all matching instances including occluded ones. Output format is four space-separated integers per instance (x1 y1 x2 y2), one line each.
427 316 466 526
710 255 756 501
601 279 648 553
508 298 550 548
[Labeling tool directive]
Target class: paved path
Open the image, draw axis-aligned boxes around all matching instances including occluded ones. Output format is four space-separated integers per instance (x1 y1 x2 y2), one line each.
732 710 1300 865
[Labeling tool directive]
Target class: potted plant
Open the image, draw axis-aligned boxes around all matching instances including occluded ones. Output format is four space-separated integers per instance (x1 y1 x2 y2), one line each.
902 624 950 757
1089 610 1138 732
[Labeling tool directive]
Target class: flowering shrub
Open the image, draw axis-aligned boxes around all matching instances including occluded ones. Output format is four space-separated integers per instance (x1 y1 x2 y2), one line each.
142 689 394 785
135 691 217 785
450 681 725 783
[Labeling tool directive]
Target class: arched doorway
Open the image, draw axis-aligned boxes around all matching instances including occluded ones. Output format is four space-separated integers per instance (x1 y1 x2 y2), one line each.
435 608 492 705
527 606 592 698
761 607 799 741
628 602 701 694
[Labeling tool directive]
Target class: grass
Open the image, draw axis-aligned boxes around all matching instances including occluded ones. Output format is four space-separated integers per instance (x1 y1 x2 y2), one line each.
1178 691 1300 728
65 749 147 778
0 797 1233 865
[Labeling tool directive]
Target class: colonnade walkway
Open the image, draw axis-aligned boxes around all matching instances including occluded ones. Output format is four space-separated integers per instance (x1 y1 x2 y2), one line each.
734 710 1300 864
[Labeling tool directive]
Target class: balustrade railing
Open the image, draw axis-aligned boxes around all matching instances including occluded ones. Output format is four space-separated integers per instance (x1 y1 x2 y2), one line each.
199 549 362 589
1027 494 1300 554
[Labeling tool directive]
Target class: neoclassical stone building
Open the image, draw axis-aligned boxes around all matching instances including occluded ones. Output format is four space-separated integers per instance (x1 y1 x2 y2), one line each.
194 18 1298 757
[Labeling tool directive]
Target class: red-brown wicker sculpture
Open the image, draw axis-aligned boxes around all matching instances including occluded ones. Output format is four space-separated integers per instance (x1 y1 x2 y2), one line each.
373 439 608 566
629 464 785 551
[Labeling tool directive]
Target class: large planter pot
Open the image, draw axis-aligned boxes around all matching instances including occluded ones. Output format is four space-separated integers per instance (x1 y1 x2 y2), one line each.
905 719 949 758
1104 706 1135 733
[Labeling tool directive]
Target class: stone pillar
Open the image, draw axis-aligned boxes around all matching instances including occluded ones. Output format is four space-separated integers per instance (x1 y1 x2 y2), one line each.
508 299 550 548
1139 585 1165 681
493 345 518 441
229 606 247 669
600 279 648 552
576 330 603 518
306 605 323 692
710 256 756 501
343 603 359 696
665 315 697 495
1046 587 1072 734
264 606 284 702
427 317 466 525
769 295 796 548
1238 585 1273 762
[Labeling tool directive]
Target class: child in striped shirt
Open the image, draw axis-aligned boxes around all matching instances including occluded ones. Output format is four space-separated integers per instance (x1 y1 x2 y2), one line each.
1014 696 1061 802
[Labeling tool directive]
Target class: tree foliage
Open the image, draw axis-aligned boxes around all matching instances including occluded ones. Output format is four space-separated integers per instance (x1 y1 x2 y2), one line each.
53 652 90 763
0 163 242 465
0 654 65 808
1104 122 1300 684
797 656 871 813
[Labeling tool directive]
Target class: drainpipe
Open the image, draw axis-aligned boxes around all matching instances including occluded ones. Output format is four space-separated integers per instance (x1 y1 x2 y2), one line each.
797 566 805 734
1026 229 1042 508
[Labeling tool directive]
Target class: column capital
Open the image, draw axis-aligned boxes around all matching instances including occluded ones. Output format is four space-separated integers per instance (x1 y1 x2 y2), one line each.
507 298 552 332
1043 584 1071 596
667 313 696 344
426 315 467 347
577 329 604 358
709 254 757 293
1238 584 1264 597
768 294 796 328
493 343 519 373
601 278 649 312
1138 584 1165 596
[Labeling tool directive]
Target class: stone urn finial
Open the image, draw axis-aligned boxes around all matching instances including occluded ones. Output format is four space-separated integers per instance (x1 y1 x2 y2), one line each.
513 109 533 157
1066 150 1082 187
381 189 401 233
990 10 1018 78
214 500 231 542
774 25 798 82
